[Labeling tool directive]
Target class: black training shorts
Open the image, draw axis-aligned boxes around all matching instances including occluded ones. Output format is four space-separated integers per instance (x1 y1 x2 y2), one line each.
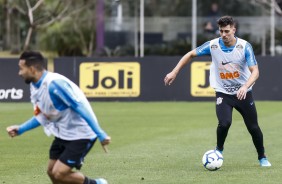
49 137 96 170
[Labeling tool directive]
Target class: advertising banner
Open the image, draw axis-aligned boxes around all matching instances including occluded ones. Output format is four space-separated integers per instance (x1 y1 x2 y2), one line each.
0 59 30 102
54 56 282 101
190 61 215 97
79 62 140 98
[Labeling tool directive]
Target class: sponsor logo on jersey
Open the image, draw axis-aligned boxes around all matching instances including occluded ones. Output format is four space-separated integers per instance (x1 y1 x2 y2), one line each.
218 62 240 80
34 105 41 116
221 61 232 65
220 71 240 79
236 44 243 49
211 44 218 50
223 83 241 93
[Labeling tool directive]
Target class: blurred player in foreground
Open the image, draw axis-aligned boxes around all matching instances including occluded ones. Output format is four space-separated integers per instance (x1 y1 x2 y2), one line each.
7 51 111 184
164 15 271 167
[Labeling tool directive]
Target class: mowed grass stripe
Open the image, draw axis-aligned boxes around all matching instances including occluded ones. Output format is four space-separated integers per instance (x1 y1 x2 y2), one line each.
0 102 281 184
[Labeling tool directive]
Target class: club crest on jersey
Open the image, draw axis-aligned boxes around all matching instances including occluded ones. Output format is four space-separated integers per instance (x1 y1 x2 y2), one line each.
236 44 243 49
211 44 218 50
216 97 223 105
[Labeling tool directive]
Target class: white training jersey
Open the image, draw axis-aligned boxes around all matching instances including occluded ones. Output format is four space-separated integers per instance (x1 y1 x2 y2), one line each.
197 37 257 95
30 72 97 140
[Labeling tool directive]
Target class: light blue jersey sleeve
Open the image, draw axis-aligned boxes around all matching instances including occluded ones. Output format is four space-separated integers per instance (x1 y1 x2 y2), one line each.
18 117 41 135
49 79 108 141
196 41 211 56
245 42 257 66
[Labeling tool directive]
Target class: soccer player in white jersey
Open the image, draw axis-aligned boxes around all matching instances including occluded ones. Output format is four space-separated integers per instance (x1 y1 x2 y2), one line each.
164 16 271 167
7 51 111 184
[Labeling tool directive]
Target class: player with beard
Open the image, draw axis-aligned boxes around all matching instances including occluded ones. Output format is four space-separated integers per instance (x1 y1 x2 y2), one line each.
7 51 111 184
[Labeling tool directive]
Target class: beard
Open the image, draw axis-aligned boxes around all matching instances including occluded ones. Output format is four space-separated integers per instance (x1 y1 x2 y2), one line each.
24 77 33 84
24 79 32 84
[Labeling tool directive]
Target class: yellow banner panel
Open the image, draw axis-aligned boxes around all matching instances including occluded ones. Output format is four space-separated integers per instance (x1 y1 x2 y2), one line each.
80 62 140 97
191 62 215 97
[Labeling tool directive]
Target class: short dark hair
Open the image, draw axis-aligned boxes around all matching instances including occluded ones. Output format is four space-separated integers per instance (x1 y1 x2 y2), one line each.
19 51 46 71
217 16 235 27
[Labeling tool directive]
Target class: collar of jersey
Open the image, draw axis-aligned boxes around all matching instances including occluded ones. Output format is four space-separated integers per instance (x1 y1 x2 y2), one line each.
32 71 48 88
219 37 237 53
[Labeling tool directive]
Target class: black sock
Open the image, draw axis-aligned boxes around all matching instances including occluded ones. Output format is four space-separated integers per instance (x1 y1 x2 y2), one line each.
258 154 266 160
84 177 97 184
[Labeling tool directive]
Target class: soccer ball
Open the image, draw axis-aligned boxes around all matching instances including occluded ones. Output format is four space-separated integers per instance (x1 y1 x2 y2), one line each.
202 150 223 171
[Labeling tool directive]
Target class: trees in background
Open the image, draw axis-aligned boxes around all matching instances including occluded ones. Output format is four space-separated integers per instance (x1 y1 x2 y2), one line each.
0 0 281 56
1 0 97 55
38 0 97 56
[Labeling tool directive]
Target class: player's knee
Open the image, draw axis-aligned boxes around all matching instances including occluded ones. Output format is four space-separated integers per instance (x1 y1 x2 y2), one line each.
218 121 231 130
47 166 56 179
47 168 53 177
248 126 261 135
51 169 65 181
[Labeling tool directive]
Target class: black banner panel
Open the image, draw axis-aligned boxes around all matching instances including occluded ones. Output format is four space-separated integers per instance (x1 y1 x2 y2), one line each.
54 56 282 101
0 59 30 102
1 56 281 102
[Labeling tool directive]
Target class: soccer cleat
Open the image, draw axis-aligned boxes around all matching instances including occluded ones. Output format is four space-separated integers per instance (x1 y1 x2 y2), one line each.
215 147 223 155
95 178 108 184
259 158 271 167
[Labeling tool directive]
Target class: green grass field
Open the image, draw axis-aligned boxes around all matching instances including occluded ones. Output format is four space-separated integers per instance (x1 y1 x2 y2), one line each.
0 101 281 184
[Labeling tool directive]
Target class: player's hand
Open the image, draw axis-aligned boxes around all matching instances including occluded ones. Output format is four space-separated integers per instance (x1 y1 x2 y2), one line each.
164 72 177 86
6 125 19 138
237 85 248 100
101 136 111 153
